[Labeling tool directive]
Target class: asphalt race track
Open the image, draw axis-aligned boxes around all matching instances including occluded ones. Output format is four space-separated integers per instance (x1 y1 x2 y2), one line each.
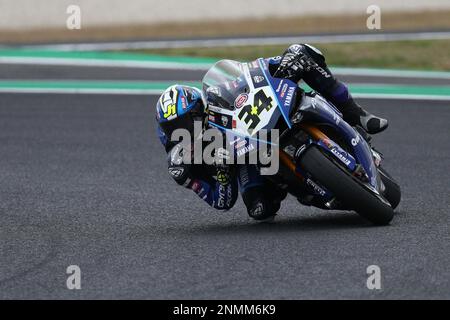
0 64 449 299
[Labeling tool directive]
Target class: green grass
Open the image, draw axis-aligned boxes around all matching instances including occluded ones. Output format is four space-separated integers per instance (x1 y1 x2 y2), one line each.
128 40 450 71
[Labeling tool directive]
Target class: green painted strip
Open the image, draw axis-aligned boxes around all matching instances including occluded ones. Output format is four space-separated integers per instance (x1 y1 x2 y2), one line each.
330 66 450 79
0 49 216 65
0 80 449 96
349 84 450 96
1 49 450 78
300 83 450 97
0 80 200 90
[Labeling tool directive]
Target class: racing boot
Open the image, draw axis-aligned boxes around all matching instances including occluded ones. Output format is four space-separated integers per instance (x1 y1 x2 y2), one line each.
340 99 388 134
248 201 278 223
243 186 284 222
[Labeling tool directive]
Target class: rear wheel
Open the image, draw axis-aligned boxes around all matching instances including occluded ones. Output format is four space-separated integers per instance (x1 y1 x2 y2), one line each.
299 146 394 225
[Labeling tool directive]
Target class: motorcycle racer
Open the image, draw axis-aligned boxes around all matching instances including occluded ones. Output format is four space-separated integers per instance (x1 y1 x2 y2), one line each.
156 44 389 221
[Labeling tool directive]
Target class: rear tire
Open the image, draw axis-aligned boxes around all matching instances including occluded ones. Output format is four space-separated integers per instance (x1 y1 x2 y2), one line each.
299 146 394 225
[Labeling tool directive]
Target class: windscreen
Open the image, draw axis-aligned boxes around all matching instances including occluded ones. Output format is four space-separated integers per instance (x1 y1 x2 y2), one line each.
202 59 250 110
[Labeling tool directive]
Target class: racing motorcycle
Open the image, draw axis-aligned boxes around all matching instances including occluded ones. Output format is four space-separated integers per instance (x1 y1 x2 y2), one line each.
203 59 401 225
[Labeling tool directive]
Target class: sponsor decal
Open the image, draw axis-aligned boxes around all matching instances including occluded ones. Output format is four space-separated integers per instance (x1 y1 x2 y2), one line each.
237 89 274 133
316 66 331 78
280 83 288 98
271 56 282 64
207 101 219 109
180 95 187 110
284 87 296 107
226 185 234 207
221 115 229 127
208 114 215 121
234 93 248 109
331 148 351 166
217 184 226 207
332 112 341 125
207 105 223 113
191 181 201 192
206 86 220 96
306 178 326 196
216 171 229 185
237 143 255 157
250 68 268 88
289 44 303 54
322 138 333 149
351 134 361 147
253 75 265 84
276 81 283 93
169 167 184 179
235 139 247 149
239 166 250 186
229 137 241 146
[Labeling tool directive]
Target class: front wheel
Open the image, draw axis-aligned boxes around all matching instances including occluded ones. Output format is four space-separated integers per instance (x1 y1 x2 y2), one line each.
299 146 394 225
378 166 401 210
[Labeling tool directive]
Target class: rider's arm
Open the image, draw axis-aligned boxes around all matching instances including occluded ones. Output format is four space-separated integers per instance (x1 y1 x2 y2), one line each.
193 166 239 211
165 141 238 211
267 44 354 109
268 44 387 133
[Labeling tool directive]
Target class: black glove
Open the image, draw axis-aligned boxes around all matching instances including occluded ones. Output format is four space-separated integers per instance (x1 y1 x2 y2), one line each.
211 147 232 186
167 143 193 186
274 51 320 81
274 52 305 79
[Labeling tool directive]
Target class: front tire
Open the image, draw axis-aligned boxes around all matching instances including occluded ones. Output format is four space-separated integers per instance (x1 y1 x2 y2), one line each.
299 146 394 225
378 166 401 210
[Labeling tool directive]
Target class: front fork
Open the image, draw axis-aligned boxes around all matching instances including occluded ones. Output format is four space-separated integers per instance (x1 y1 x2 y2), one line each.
280 123 357 179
